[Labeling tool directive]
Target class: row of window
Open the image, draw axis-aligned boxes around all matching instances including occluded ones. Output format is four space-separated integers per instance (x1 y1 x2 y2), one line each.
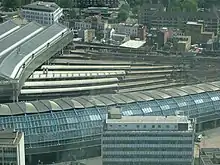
103 132 192 137
103 140 192 144
103 147 192 151
109 124 176 129
103 154 191 158
103 161 191 165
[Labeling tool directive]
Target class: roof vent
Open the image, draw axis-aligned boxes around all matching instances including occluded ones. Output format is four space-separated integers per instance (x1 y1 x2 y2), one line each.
108 107 122 119
175 110 184 117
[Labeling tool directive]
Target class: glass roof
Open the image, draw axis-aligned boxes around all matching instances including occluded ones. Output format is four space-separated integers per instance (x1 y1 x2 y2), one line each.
1 81 220 116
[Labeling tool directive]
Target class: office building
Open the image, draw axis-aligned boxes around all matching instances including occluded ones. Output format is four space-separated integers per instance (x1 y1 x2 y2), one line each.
102 111 195 165
139 4 219 34
21 1 63 25
0 130 25 165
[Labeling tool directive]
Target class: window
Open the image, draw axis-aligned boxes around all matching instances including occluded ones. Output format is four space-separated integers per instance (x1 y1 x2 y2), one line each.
152 125 155 128
136 125 140 128
158 125 161 128
166 125 170 128
143 125 146 128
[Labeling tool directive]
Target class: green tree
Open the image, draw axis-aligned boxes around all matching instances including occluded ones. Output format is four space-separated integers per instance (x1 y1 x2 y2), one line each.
57 0 71 8
2 0 21 9
117 10 129 22
69 9 76 18
168 0 198 12
96 0 104 7
120 4 130 11
132 5 140 15
117 4 130 22
181 0 198 12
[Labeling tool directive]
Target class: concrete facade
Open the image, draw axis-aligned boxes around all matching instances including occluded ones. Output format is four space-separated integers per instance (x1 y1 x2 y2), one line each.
102 114 195 165
112 23 146 40
75 16 108 31
185 21 214 44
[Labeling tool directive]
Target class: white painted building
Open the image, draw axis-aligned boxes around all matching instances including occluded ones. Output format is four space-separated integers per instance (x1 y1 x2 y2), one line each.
112 23 138 37
74 21 92 30
0 130 25 165
21 1 63 25
74 16 108 31
102 111 195 165
112 23 146 40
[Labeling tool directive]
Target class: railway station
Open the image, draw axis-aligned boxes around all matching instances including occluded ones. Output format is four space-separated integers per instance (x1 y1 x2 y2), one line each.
1 19 220 164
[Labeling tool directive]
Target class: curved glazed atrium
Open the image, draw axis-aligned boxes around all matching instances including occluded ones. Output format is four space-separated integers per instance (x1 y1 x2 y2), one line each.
1 20 220 164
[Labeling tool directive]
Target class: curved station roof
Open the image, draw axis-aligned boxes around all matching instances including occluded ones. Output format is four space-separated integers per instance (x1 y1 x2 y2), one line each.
1 81 220 116
0 20 68 80
0 81 219 154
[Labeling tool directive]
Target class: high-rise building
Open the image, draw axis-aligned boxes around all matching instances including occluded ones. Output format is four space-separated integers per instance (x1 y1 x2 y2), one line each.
0 130 25 165
102 109 195 165
21 1 63 25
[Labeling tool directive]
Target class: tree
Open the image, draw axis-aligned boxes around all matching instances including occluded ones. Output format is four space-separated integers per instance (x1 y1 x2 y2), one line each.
117 4 130 22
117 10 129 22
132 5 140 15
168 0 198 12
69 9 76 18
2 0 20 9
57 0 71 8
96 0 104 7
120 4 130 11
181 0 198 12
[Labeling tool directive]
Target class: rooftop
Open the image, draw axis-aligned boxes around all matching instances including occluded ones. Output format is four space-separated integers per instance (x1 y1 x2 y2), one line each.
1 81 220 115
186 21 203 26
120 40 146 49
107 115 189 124
22 1 60 12
0 22 43 57
0 23 67 79
0 129 23 145
178 41 188 44
0 20 18 40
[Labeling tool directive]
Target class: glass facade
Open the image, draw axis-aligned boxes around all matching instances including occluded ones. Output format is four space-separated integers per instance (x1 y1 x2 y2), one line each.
0 91 219 154
102 130 193 165
0 147 17 165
